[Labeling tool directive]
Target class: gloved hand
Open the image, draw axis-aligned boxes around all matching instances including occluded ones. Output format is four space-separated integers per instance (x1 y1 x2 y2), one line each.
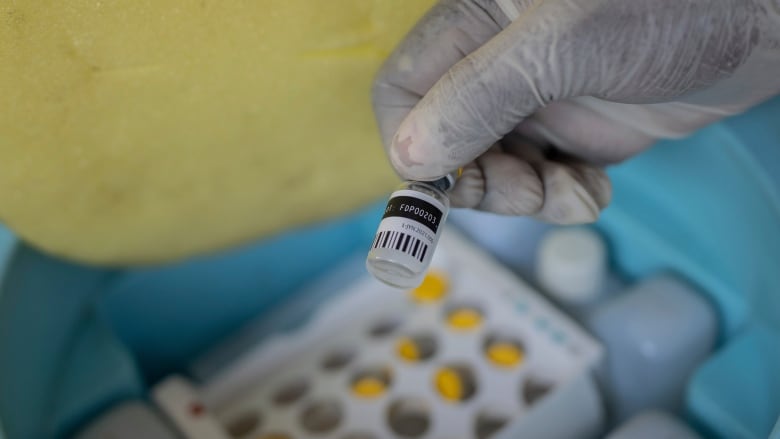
373 0 780 224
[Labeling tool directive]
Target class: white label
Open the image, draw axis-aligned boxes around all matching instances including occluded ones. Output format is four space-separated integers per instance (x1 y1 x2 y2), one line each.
369 189 447 270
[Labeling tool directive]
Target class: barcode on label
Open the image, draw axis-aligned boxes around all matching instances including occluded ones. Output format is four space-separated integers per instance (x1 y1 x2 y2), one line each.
372 230 429 263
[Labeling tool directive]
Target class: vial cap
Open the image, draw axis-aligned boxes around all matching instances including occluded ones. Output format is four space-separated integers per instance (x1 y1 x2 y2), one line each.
485 342 525 368
410 271 449 303
435 368 464 402
351 377 387 398
434 366 475 402
446 308 483 331
536 227 607 305
429 171 459 192
396 337 421 361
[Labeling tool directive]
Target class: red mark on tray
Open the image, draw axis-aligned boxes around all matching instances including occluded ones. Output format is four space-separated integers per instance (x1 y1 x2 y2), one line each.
189 401 206 417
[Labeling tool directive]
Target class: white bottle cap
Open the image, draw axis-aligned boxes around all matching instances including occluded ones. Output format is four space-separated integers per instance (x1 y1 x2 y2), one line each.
536 227 607 305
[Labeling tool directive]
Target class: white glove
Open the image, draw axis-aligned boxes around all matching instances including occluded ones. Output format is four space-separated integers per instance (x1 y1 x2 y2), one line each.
373 0 780 224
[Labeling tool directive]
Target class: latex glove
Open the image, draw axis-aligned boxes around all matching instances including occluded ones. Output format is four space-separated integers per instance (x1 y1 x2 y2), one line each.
373 0 780 224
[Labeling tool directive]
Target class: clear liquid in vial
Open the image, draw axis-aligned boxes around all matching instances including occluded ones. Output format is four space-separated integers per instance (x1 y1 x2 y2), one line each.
366 178 452 289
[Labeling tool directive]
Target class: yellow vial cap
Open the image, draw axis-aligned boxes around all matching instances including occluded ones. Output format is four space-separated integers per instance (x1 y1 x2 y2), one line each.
351 377 387 398
410 271 449 303
396 337 421 362
435 368 463 402
486 342 524 368
447 308 482 331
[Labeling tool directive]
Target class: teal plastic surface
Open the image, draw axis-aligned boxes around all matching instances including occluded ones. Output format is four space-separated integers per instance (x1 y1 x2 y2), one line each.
0 226 14 287
0 205 383 438
0 246 142 439
1 97 779 438
0 225 9 439
596 96 780 438
100 204 382 381
598 98 780 337
771 416 780 439
688 323 780 439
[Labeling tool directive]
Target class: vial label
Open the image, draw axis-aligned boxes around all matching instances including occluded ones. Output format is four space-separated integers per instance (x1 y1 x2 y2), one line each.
381 191 444 233
370 189 446 269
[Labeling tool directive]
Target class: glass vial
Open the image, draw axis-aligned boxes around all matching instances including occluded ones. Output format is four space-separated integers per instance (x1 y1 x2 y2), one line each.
366 175 454 289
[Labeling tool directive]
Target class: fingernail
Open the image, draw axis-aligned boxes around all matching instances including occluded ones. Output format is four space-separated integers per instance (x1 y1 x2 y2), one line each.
390 116 450 180
390 118 424 173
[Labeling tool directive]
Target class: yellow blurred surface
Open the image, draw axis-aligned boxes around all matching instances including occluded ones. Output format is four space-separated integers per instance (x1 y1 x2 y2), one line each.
351 377 387 398
410 271 450 303
396 337 420 362
486 342 525 368
434 368 463 402
0 0 434 264
447 308 483 331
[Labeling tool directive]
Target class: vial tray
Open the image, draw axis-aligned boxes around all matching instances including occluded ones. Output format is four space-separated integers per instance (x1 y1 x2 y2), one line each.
152 227 605 439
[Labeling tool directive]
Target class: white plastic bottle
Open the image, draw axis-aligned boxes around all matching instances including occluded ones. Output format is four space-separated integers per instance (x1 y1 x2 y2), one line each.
605 411 701 439
586 276 717 423
535 227 622 320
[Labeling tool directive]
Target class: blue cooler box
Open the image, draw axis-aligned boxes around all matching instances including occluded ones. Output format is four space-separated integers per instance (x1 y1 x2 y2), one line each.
1 98 779 439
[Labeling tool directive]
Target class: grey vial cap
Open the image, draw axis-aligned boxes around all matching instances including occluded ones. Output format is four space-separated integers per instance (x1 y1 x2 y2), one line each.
430 173 457 192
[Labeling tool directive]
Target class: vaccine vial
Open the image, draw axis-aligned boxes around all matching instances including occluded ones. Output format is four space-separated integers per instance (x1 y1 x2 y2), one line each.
367 175 455 289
